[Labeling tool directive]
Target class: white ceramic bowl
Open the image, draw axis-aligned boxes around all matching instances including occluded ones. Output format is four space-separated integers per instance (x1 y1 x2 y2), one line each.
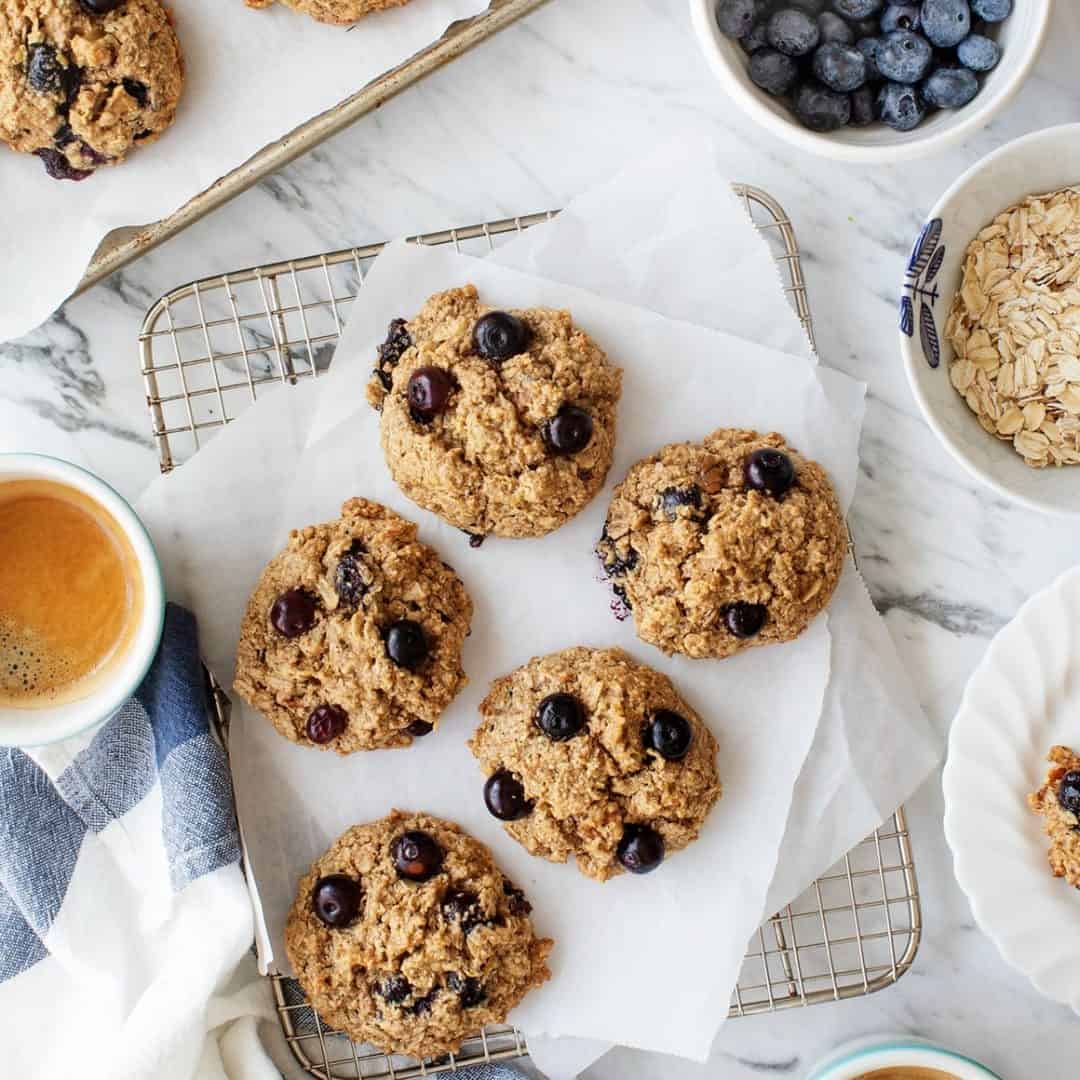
0 454 165 747
808 1034 1001 1079
689 0 1052 162
898 123 1080 517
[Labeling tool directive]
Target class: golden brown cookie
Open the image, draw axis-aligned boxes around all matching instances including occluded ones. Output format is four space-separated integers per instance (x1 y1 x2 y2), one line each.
596 428 847 660
1028 745 1080 889
244 0 409 26
470 647 722 882
0 0 183 179
366 285 623 539
284 811 553 1057
233 499 471 753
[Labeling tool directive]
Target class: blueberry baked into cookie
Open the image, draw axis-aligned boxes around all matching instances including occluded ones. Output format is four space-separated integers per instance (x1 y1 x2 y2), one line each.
244 0 410 26
366 285 623 540
1028 745 1080 889
470 647 721 881
284 811 552 1057
0 0 184 180
597 428 847 660
234 498 472 753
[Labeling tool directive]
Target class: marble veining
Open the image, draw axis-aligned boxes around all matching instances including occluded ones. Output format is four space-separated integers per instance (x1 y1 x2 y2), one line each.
4 0 1080 1076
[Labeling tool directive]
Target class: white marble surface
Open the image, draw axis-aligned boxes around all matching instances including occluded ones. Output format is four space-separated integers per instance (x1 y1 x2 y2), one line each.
4 0 1080 1076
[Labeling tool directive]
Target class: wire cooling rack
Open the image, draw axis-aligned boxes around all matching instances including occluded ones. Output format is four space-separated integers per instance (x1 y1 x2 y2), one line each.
146 188 921 1078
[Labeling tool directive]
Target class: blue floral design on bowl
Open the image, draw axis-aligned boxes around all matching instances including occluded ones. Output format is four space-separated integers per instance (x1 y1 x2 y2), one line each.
900 217 946 368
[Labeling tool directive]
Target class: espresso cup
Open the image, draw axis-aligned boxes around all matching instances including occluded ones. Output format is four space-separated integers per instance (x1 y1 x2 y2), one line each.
0 454 165 747
808 1035 1002 1080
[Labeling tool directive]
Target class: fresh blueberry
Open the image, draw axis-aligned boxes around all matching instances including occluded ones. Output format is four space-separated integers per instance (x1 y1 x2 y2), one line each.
542 406 593 455
970 0 1010 20
812 42 868 91
270 588 318 638
447 972 486 1007
745 448 796 497
749 48 800 95
740 19 770 53
34 148 92 181
832 0 882 16
375 318 412 390
877 80 927 129
877 29 933 82
384 619 428 670
881 3 921 31
856 36 884 80
923 65 979 107
724 601 768 638
921 0 971 47
766 8 820 56
1058 771 1080 816
793 81 852 131
391 831 444 881
849 15 881 36
658 485 705 520
473 311 529 363
535 692 586 741
957 33 1000 71
484 770 533 820
78 0 124 11
617 824 665 874
789 0 827 11
643 710 694 762
817 11 853 44
716 0 763 38
850 83 877 124
312 875 362 928
306 704 347 744
407 366 455 420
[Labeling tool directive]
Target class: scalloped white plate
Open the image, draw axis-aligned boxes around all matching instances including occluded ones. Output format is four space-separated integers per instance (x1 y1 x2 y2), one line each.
944 566 1080 1011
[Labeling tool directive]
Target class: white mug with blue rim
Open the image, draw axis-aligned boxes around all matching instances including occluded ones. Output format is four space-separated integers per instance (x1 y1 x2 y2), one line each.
808 1035 1001 1080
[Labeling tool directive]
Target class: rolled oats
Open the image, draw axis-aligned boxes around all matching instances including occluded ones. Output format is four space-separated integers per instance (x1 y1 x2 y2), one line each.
946 186 1080 468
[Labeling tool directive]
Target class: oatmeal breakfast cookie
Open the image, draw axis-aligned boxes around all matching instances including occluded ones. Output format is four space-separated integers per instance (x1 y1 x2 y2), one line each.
470 646 721 881
244 0 410 27
1028 745 1080 889
234 498 471 753
0 0 183 180
284 811 552 1058
365 285 623 540
946 186 1080 469
596 428 847 660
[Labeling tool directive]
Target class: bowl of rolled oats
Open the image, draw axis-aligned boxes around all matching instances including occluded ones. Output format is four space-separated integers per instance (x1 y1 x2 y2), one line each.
900 123 1080 517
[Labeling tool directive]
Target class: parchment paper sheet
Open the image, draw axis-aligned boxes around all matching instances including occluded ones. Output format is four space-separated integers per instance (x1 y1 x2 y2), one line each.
0 0 486 343
137 240 864 1060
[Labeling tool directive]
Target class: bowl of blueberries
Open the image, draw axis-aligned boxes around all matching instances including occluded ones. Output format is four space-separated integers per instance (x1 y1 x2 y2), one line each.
690 0 1052 160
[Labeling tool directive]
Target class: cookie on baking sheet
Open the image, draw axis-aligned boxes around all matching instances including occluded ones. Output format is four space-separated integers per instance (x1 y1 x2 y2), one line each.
0 0 184 179
233 498 471 753
244 0 409 26
365 285 623 540
284 810 553 1058
596 428 847 660
470 646 721 881
1028 745 1080 889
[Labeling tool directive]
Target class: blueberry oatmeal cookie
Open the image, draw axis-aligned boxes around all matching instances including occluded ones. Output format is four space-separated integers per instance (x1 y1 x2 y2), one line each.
244 0 410 27
1028 745 1080 889
597 428 846 660
470 647 721 881
0 0 183 180
366 285 623 540
284 811 553 1058
234 499 471 753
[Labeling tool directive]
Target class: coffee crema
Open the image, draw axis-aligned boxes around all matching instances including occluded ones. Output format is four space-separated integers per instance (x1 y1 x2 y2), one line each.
856 1068 960 1079
0 477 143 707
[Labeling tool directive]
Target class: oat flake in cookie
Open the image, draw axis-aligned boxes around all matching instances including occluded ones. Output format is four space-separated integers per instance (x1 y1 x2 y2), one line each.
597 428 847 660
233 499 471 753
365 285 623 539
470 647 722 881
244 0 410 26
284 811 552 1058
1028 745 1080 889
0 0 184 180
